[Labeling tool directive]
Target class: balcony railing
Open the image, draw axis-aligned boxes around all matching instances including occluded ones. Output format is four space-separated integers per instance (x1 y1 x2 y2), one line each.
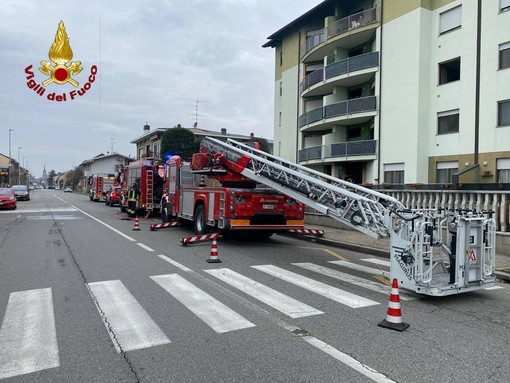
298 140 377 162
299 96 377 128
300 52 379 94
300 7 378 59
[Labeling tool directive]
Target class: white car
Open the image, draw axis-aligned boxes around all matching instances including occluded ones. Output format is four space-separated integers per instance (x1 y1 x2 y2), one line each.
64 187 73 193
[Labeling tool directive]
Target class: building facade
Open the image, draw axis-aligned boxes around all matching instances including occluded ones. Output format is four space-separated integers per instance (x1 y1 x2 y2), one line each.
264 0 510 188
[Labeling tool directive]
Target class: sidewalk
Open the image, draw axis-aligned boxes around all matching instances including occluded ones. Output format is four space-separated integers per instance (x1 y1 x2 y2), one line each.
296 224 510 283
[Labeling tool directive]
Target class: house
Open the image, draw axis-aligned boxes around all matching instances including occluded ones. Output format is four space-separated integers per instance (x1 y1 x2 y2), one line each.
80 152 133 193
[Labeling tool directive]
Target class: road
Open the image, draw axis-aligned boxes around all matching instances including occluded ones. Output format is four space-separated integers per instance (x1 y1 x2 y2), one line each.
0 190 509 382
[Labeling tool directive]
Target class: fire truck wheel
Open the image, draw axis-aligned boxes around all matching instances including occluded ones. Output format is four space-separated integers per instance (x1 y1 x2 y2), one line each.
193 204 208 234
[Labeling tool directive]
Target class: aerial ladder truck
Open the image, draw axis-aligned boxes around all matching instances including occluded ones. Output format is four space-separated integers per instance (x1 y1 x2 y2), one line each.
196 137 497 297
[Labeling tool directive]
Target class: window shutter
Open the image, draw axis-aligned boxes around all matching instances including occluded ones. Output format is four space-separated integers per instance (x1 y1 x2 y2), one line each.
440 6 462 34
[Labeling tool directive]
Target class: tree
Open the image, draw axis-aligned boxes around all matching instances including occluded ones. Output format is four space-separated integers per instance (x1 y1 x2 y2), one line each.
47 170 57 187
160 125 200 161
252 137 271 153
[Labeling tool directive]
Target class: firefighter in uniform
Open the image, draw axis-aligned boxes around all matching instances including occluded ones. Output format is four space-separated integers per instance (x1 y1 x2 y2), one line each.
127 183 140 218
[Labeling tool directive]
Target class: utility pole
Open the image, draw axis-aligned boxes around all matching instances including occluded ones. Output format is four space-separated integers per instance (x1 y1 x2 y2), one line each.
8 129 14 187
17 147 22 184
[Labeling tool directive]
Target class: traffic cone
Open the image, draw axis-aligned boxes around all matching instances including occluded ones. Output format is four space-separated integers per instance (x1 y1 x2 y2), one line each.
378 278 409 332
206 238 222 263
132 216 141 231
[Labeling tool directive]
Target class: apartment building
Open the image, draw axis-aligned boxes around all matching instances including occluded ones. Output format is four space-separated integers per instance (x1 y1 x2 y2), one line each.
264 0 510 187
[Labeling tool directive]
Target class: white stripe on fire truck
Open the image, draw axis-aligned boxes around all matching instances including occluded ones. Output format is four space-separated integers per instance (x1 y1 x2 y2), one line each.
88 280 171 352
150 274 255 333
204 268 324 318
0 288 60 379
251 265 379 308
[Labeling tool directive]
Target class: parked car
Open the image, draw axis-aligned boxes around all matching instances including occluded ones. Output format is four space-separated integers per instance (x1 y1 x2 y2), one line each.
64 187 73 193
105 186 122 207
0 188 17 209
11 185 30 201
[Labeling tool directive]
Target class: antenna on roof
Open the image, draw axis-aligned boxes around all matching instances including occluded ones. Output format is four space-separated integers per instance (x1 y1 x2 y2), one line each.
110 135 115 153
194 100 204 127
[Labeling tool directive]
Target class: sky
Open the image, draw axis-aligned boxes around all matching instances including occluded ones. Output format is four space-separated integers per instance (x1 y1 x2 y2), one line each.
1 0 321 179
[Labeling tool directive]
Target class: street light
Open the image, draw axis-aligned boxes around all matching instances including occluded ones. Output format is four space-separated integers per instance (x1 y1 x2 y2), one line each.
23 157 27 185
8 129 14 187
17 147 22 184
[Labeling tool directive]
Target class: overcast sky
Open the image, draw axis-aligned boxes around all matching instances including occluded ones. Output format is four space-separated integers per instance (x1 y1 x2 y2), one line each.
1 0 321 179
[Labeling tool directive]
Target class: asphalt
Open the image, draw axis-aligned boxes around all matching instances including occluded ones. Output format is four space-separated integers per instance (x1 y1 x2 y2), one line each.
289 224 510 283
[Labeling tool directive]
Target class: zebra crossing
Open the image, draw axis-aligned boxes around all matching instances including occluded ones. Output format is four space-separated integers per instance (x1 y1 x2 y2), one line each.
0 258 502 379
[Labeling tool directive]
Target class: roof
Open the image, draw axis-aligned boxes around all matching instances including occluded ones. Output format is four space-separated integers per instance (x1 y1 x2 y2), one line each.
80 152 132 166
130 126 259 144
262 0 334 48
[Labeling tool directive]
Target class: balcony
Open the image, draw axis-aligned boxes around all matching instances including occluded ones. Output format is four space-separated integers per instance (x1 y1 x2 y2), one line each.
300 52 379 96
298 140 377 162
300 7 378 62
299 96 377 131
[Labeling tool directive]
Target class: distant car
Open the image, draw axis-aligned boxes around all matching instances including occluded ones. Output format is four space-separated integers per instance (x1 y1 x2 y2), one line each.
0 188 17 209
48 186 55 189
64 187 73 193
11 185 30 201
105 186 122 207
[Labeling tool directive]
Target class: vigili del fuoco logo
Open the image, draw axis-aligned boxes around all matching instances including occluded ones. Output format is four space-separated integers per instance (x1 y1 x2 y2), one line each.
24 20 98 102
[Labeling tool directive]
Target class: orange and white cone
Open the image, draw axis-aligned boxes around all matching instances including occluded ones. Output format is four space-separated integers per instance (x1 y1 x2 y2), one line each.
378 278 409 332
132 216 141 231
206 238 222 263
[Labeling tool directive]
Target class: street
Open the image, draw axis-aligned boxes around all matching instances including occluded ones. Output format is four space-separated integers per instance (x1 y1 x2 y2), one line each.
0 190 509 383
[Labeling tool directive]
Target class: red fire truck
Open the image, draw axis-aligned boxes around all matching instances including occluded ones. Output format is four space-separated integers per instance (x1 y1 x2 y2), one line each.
89 174 116 202
159 141 304 237
120 160 165 216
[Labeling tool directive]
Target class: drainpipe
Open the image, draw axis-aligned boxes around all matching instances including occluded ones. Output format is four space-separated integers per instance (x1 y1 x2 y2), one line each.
377 0 384 186
474 0 482 165
290 23 301 164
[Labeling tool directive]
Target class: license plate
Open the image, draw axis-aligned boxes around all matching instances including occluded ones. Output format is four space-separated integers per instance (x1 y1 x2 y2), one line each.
262 204 274 209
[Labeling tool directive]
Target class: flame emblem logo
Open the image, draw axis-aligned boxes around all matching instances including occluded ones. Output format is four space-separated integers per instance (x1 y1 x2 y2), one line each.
39 21 83 87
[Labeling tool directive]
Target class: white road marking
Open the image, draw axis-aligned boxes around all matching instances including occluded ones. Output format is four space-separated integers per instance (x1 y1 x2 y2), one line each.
72 205 136 242
292 263 413 301
151 274 255 333
0 207 77 214
136 243 154 252
157 255 192 272
361 258 391 267
205 268 324 318
329 260 390 278
484 286 504 290
303 336 397 383
251 265 379 308
0 288 59 379
88 280 171 352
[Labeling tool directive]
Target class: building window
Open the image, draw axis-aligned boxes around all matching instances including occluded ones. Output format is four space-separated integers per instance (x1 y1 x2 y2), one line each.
436 161 458 183
279 82 282 97
498 100 510 126
279 50 283 66
153 143 160 158
278 112 282 127
439 57 460 84
439 5 461 34
500 42 510 70
383 163 404 184
438 109 460 134
501 0 510 12
497 158 510 183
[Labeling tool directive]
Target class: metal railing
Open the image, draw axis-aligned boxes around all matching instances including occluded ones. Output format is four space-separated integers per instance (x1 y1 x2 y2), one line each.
380 190 509 232
299 96 377 128
300 7 378 59
300 52 379 94
298 140 377 162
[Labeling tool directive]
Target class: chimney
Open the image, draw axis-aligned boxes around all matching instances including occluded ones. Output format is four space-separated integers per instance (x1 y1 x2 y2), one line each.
250 132 254 139
143 123 150 132
221 128 227 135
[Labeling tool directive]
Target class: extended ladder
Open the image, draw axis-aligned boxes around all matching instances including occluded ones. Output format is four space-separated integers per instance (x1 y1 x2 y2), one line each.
201 137 404 239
